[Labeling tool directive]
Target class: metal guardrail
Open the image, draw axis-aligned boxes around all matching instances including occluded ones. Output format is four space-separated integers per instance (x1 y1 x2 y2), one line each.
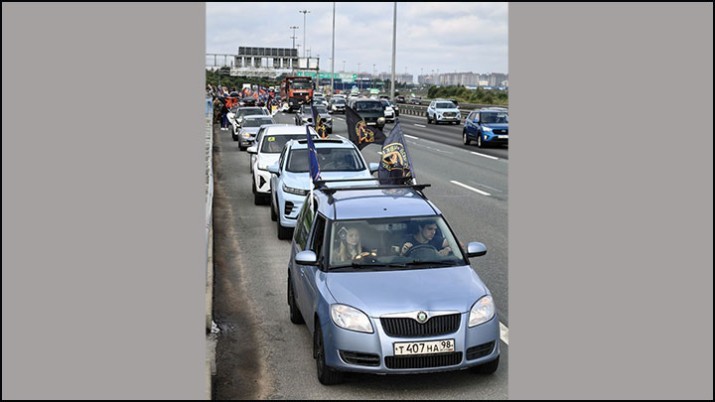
396 102 507 119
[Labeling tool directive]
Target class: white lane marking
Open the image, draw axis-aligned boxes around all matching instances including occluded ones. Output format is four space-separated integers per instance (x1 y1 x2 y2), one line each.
500 322 509 345
470 151 499 160
413 124 427 128
450 180 491 197
404 134 419 140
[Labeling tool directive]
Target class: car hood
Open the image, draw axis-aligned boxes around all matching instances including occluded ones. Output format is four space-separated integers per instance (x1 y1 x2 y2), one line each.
257 153 279 165
282 170 373 190
324 265 489 316
482 123 508 130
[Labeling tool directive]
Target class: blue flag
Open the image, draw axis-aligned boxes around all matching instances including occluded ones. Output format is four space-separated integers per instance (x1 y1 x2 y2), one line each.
306 125 321 183
378 120 414 185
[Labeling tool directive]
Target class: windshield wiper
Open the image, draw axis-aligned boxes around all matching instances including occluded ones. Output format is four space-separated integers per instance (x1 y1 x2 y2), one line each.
404 260 462 267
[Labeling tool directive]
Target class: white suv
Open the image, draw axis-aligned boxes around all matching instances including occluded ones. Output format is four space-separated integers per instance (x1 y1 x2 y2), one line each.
247 125 319 205
426 100 461 125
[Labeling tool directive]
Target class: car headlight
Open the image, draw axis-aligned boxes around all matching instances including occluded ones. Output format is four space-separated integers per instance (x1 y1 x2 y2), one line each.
241 132 251 139
469 295 495 327
330 304 374 333
482 126 493 132
282 183 308 196
377 117 385 124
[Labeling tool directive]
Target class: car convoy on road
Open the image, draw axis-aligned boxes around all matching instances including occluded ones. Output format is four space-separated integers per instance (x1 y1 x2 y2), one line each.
219 93 506 385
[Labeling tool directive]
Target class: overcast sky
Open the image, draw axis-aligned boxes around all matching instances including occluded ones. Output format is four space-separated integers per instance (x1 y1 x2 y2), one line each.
206 2 508 78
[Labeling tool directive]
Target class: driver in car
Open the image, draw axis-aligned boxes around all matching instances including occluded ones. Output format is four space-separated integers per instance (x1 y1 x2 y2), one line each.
400 220 452 257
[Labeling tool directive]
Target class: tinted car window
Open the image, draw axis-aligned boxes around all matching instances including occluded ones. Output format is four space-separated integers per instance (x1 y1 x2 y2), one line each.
354 101 383 112
436 102 456 109
480 111 509 124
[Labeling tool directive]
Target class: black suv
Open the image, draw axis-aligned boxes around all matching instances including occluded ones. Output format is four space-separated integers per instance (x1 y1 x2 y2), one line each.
348 99 386 130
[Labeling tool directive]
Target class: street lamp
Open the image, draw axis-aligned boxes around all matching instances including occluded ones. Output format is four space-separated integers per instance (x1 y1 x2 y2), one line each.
299 9 310 59
290 26 299 50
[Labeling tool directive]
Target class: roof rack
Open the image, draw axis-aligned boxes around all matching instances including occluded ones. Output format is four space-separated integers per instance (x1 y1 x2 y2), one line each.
295 138 344 144
313 177 431 197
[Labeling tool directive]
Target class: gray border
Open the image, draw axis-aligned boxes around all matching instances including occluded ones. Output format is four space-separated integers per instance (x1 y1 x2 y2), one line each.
510 3 712 399
3 3 206 399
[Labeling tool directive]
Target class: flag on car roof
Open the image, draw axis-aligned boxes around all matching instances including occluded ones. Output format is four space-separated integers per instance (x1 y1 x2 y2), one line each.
345 105 386 150
378 119 415 185
311 104 329 139
306 125 322 183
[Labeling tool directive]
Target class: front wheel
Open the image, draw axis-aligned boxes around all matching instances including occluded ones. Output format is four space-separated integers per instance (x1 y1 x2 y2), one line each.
315 323 344 385
463 131 471 145
476 134 486 148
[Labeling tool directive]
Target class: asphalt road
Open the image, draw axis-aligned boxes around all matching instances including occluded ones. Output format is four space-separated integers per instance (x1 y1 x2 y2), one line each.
211 110 508 399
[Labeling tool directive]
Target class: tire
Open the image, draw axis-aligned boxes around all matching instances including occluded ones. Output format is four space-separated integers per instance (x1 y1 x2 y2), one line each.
463 131 471 145
471 356 499 375
315 322 344 385
277 218 291 240
288 276 304 324
239 143 246 151
476 133 486 148
270 196 277 221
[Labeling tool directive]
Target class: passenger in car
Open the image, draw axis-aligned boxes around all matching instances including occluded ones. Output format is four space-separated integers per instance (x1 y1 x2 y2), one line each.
333 225 371 263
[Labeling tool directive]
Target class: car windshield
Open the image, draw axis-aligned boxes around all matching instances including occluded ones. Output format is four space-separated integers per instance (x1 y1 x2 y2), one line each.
481 112 509 124
290 80 312 89
355 102 383 112
436 102 456 109
332 99 346 105
314 105 328 114
286 148 365 173
327 216 466 269
260 134 307 153
243 117 275 127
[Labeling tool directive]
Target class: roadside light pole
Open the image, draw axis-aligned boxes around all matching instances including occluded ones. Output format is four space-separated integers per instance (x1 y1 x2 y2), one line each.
290 26 299 50
390 2 397 102
299 9 310 59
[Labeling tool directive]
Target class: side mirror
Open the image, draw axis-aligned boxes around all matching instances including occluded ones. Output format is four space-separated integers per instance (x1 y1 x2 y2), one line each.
368 162 379 174
267 162 280 175
466 242 487 258
247 146 257 154
295 250 319 265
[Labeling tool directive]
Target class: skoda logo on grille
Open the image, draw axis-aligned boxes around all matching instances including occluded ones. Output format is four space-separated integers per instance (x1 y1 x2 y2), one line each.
416 311 429 324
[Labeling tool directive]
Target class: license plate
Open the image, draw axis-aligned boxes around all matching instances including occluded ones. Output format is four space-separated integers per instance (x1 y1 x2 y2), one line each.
393 339 455 356
497 135 508 139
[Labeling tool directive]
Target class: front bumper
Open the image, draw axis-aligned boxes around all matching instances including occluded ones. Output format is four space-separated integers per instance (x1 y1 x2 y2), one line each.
322 313 500 374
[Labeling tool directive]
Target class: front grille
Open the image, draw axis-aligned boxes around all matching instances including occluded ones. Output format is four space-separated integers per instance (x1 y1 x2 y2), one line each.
385 352 462 369
381 314 460 338
466 342 495 360
443 112 456 117
340 351 380 367
493 129 508 134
